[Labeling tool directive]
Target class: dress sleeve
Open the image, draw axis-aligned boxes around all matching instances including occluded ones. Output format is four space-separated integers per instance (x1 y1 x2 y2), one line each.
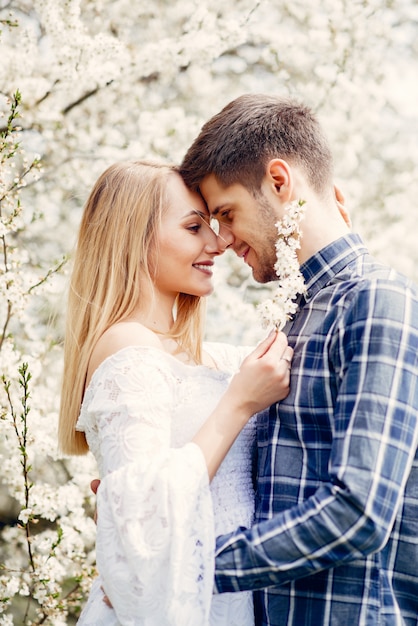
204 341 253 373
83 349 215 625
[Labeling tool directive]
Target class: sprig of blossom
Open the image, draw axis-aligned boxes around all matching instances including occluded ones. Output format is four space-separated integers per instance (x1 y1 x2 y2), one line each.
258 199 307 330
0 91 94 624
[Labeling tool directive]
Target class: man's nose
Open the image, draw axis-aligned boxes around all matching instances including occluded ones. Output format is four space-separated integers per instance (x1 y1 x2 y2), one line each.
217 224 234 251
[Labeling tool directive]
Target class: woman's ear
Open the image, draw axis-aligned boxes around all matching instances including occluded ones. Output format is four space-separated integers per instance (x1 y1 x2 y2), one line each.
267 159 292 200
334 184 351 228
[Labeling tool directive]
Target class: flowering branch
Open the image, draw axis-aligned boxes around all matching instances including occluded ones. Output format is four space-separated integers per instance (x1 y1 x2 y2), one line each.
0 90 43 353
27 255 68 295
2 365 35 574
0 90 94 624
258 199 306 330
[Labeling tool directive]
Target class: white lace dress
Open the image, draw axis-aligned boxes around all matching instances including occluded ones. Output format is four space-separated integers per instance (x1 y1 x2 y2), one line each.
75 342 256 626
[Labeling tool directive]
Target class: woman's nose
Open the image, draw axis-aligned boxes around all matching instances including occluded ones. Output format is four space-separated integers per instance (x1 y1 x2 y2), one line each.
204 227 223 254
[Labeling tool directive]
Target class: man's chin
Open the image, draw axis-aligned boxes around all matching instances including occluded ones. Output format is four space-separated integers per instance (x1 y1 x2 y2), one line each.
251 267 276 284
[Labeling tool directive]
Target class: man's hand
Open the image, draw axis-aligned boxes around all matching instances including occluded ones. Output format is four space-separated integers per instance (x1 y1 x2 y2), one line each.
90 479 100 524
90 479 113 608
90 478 100 495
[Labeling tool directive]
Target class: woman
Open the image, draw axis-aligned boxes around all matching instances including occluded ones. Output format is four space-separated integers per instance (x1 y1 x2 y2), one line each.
58 160 292 625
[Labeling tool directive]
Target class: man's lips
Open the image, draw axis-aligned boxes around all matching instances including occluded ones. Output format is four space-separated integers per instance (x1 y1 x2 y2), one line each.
241 247 250 263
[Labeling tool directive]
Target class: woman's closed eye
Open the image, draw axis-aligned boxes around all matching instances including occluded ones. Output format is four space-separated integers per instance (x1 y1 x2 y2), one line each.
191 210 221 236
187 223 202 233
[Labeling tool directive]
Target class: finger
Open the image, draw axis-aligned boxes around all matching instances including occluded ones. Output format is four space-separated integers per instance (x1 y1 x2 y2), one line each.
101 587 113 608
279 346 293 368
280 346 293 363
263 331 289 358
90 479 100 495
252 329 277 358
252 329 288 360
103 595 113 608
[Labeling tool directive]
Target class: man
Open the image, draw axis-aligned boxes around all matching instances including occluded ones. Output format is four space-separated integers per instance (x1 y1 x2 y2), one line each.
179 94 418 626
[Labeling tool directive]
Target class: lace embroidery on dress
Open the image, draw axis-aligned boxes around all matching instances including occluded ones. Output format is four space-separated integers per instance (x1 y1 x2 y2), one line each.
76 343 256 626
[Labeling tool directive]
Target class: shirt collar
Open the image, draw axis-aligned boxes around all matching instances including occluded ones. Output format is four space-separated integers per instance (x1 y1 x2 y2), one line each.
300 234 368 301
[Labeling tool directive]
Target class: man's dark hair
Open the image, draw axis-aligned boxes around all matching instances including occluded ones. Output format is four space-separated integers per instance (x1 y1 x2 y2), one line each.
180 93 334 196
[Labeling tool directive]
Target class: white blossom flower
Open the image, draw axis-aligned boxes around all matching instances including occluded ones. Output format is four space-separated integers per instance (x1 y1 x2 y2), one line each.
258 200 307 330
18 507 33 525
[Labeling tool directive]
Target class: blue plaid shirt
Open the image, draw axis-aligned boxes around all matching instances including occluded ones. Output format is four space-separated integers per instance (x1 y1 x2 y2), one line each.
214 234 418 626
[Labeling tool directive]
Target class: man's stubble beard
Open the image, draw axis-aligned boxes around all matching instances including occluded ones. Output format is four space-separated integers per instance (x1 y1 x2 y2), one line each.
251 194 280 284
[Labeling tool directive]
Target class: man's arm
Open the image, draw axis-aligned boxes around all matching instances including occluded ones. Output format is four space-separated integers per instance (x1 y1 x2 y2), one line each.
214 280 418 592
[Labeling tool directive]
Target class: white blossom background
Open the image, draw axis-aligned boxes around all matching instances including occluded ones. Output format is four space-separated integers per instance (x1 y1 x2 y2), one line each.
0 0 417 623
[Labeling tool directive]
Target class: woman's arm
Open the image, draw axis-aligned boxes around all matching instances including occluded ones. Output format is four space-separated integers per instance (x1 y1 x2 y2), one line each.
194 330 292 479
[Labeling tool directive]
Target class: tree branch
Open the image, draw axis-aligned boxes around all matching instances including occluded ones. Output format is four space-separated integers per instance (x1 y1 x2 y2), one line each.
61 80 114 115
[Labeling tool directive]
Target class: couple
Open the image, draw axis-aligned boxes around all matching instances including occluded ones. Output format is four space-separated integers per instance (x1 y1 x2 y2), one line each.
59 94 418 626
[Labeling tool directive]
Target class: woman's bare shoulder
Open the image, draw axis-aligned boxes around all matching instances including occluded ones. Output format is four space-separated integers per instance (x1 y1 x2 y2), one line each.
87 322 162 385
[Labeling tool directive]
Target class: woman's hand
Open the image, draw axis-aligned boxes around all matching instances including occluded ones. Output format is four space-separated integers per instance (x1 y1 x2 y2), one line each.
227 329 293 416
193 330 293 480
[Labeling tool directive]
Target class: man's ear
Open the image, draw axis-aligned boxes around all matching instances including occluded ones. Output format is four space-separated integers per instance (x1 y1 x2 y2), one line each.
267 159 292 201
334 184 351 228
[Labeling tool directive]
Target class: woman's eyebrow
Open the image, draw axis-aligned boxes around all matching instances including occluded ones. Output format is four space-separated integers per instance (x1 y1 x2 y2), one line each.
190 208 210 221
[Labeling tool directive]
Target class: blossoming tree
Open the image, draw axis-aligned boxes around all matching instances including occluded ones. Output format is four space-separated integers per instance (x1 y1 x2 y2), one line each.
0 0 416 622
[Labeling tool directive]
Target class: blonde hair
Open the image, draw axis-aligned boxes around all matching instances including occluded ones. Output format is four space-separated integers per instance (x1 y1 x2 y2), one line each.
59 160 205 455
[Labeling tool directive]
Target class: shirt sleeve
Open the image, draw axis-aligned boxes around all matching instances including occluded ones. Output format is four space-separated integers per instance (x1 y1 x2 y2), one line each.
83 349 215 624
214 279 418 592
